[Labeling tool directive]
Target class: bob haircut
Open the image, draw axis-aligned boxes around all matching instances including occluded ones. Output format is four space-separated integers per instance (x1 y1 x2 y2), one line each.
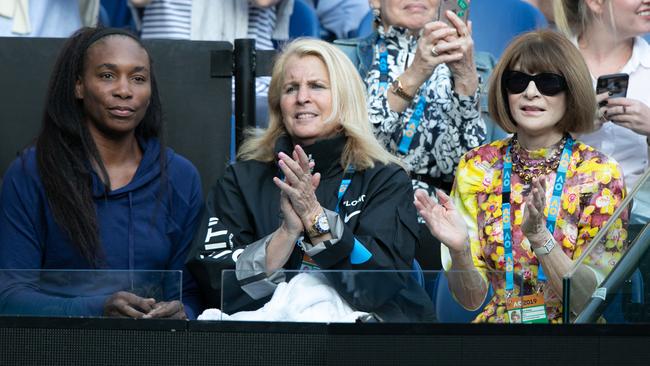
237 38 402 171
488 30 596 135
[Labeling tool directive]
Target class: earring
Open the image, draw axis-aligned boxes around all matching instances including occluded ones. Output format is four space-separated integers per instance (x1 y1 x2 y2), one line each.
372 7 381 22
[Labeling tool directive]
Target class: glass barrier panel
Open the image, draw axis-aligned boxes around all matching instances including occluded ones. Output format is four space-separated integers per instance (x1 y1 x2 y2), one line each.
566 168 650 323
199 269 530 323
0 269 182 318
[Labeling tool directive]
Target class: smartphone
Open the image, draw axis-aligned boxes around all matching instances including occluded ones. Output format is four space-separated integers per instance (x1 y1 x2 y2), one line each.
596 73 629 98
438 0 471 26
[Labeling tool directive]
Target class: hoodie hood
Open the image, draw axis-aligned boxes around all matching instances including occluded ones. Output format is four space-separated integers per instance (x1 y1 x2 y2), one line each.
91 138 168 197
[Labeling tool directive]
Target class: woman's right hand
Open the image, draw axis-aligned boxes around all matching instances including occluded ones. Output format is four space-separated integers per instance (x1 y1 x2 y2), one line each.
414 189 469 254
400 22 461 89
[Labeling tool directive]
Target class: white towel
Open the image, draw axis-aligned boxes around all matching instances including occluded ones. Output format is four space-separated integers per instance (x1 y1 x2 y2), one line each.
198 272 368 322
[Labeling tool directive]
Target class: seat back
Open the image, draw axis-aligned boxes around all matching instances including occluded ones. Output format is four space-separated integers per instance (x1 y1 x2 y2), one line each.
469 0 548 58
434 272 492 322
350 10 374 39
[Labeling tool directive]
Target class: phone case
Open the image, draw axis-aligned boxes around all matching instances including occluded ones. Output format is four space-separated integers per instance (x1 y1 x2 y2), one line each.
596 73 629 98
438 0 471 25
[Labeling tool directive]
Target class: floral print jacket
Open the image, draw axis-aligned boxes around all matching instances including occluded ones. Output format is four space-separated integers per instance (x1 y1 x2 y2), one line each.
364 25 486 186
442 138 628 323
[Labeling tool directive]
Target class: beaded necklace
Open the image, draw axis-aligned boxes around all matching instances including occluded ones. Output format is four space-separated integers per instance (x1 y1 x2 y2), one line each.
510 134 567 182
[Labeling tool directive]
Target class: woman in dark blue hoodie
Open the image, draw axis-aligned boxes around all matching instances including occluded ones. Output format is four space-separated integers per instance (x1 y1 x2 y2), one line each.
0 27 203 319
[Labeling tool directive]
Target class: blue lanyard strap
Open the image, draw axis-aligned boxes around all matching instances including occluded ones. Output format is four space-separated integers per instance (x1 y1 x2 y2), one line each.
376 37 429 155
335 164 355 213
502 136 574 291
396 96 427 154
377 39 389 95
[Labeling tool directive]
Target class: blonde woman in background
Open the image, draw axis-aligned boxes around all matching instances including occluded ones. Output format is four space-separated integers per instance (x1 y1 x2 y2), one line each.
555 0 650 192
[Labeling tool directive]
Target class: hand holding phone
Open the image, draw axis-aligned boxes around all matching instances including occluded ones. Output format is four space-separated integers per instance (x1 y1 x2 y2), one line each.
596 73 629 99
438 0 471 27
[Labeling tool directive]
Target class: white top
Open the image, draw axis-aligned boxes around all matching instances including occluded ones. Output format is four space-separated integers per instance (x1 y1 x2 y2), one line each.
578 37 650 189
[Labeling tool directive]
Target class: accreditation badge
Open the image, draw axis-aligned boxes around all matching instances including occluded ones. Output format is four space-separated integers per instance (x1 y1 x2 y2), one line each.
300 253 320 271
506 293 548 324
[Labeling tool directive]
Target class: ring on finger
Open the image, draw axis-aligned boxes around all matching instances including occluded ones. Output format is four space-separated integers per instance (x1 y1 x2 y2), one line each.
431 46 439 57
622 105 626 114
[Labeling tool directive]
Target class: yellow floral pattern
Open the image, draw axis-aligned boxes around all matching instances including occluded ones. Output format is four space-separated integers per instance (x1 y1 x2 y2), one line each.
444 138 628 323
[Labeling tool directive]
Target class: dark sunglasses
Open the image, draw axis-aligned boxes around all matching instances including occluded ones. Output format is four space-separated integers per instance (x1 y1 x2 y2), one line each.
503 70 567 96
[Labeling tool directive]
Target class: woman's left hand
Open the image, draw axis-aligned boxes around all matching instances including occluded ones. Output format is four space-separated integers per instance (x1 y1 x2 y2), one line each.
521 177 551 248
273 145 322 227
604 97 650 137
439 10 478 96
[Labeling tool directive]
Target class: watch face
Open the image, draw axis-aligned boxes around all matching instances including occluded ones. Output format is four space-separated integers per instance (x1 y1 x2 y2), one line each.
316 214 330 233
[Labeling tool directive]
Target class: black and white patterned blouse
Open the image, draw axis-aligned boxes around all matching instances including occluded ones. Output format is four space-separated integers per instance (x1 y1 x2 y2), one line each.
365 25 486 190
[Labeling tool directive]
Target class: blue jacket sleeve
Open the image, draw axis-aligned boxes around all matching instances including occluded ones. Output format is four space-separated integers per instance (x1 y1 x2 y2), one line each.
0 156 108 316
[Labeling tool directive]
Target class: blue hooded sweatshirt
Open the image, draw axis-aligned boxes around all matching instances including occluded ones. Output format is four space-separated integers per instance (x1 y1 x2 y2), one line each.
0 138 204 318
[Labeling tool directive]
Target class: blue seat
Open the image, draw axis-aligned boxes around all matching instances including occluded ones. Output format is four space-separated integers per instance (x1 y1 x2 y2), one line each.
350 10 374 39
469 0 548 58
289 0 320 38
602 268 645 323
411 259 425 288
434 271 492 323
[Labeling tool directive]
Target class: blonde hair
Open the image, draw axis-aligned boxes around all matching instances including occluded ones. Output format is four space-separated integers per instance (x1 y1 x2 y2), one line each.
488 30 596 134
554 0 615 38
237 38 403 171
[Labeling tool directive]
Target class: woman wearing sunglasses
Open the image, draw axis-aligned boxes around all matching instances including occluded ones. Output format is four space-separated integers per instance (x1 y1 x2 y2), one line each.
415 30 628 323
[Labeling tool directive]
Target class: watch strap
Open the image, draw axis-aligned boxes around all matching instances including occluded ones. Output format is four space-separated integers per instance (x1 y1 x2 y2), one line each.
533 236 555 257
305 211 329 238
391 78 415 101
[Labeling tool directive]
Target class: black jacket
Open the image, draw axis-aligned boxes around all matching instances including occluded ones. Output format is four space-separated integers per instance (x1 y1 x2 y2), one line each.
187 135 435 321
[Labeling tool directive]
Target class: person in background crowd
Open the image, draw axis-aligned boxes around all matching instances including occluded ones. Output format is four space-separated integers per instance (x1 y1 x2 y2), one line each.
354 0 486 194
555 0 650 191
187 38 435 322
135 0 294 126
416 30 627 323
0 0 98 37
0 27 203 319
304 0 370 40
336 0 492 270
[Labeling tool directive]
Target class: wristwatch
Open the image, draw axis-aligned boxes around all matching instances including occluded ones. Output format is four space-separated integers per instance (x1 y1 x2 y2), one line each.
305 211 330 238
391 78 414 102
533 236 555 257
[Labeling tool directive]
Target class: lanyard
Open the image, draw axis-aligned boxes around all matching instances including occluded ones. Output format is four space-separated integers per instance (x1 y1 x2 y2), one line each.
502 136 574 292
376 37 429 155
335 165 355 213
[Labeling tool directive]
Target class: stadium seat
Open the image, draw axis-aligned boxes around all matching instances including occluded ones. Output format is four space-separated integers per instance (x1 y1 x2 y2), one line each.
602 268 645 323
469 0 548 58
350 10 374 39
289 0 321 38
434 271 492 323
411 259 425 288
